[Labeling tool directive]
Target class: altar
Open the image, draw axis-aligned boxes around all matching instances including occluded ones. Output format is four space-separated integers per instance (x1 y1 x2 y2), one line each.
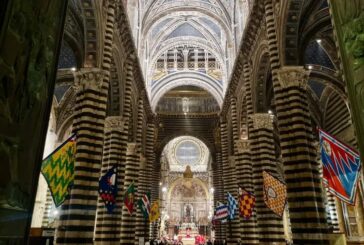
161 165 213 240
181 238 195 245
178 223 198 238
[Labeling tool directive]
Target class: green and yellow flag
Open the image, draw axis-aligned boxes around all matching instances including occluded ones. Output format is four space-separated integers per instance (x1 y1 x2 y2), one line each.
41 134 76 207
149 200 160 223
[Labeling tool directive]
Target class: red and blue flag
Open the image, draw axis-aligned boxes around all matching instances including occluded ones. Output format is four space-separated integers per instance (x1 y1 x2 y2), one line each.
319 129 361 205
99 166 118 213
213 202 229 222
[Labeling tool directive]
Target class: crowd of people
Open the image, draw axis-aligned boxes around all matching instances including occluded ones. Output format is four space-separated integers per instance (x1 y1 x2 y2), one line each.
145 238 224 245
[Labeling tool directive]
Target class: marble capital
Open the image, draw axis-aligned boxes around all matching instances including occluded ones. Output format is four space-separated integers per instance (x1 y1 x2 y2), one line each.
249 113 274 130
236 139 250 152
73 68 107 92
277 66 310 89
104 116 125 132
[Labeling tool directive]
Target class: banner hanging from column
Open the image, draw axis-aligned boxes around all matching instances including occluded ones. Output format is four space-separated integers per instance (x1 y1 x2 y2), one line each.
319 128 361 205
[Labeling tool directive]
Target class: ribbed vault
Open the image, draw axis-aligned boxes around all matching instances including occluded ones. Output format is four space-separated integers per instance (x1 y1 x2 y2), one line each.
126 0 251 111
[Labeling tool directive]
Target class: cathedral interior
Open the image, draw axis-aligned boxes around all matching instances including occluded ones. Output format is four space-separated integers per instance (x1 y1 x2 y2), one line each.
0 0 364 244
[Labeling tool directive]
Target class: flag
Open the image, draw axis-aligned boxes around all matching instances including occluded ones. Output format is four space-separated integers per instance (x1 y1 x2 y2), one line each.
41 134 76 207
263 171 287 217
149 200 160 222
214 203 229 221
98 166 118 213
238 188 255 220
124 183 136 215
138 192 151 220
319 129 361 205
227 192 237 220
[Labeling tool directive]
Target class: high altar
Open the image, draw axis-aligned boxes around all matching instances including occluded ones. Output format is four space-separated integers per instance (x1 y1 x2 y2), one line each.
163 166 211 241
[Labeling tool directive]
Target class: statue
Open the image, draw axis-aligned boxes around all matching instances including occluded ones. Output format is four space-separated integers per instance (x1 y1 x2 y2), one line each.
183 165 193 179
184 204 193 223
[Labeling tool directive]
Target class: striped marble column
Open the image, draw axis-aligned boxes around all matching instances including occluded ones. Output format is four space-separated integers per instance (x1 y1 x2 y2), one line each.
275 67 328 244
94 116 127 244
236 62 259 243
234 140 259 243
134 155 148 244
326 191 341 233
212 151 225 241
134 99 149 244
101 0 117 78
263 0 329 242
122 60 134 121
227 99 243 244
41 189 53 228
55 68 108 244
220 121 233 242
150 160 161 239
120 143 141 244
249 113 285 244
146 123 156 239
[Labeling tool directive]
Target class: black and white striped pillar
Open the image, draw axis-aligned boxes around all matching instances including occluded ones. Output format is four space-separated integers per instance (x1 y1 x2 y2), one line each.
249 113 285 244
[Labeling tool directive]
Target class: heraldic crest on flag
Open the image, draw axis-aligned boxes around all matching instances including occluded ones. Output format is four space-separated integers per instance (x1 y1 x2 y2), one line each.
124 183 136 215
227 192 237 220
319 129 361 205
263 171 287 217
149 200 160 222
99 166 118 213
41 134 76 207
238 187 255 220
138 192 151 220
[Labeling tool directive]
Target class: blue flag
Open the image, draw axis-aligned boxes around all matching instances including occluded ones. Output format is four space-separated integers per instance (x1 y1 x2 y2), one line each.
99 166 118 213
227 192 237 220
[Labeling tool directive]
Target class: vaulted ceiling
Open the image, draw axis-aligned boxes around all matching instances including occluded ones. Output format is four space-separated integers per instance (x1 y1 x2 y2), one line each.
126 0 251 112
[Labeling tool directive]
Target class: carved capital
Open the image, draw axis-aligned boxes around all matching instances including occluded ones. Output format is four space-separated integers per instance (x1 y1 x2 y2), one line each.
236 139 250 152
105 116 125 132
74 68 107 92
277 66 310 89
250 113 274 130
